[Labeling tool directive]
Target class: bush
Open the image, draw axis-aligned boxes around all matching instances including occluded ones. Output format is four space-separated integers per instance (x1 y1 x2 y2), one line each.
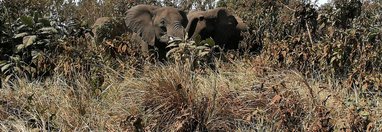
0 0 381 131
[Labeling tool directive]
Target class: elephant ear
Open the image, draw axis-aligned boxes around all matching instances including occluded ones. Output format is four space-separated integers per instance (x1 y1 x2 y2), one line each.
125 5 158 46
234 15 249 31
179 10 189 27
186 12 205 39
216 8 238 26
186 16 199 38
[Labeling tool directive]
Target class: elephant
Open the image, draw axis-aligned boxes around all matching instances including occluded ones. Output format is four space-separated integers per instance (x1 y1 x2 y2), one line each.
125 5 188 60
185 8 249 50
92 17 128 44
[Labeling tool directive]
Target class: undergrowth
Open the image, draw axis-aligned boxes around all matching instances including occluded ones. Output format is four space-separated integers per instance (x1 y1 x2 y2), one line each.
1 0 381 131
1 57 381 131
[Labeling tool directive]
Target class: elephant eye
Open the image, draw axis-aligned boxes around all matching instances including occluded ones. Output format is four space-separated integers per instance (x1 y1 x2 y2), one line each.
160 26 167 33
156 19 166 33
159 19 166 26
227 16 237 25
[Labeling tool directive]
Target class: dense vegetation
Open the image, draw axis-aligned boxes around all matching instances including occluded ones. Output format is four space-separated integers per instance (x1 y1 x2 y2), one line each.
0 0 381 131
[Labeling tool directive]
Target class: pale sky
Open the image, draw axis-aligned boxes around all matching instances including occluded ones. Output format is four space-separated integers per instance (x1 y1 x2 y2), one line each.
317 0 329 5
1 0 330 6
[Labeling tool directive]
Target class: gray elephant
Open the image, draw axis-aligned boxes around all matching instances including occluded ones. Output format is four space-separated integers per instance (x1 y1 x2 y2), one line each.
125 5 188 60
186 8 248 50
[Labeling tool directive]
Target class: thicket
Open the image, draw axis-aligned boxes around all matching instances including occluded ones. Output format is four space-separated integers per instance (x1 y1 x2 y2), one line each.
0 0 381 131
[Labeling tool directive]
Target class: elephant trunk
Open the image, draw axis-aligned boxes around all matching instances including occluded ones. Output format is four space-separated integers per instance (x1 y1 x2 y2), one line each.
175 21 186 38
234 15 249 32
185 18 198 39
163 21 186 42
158 30 185 43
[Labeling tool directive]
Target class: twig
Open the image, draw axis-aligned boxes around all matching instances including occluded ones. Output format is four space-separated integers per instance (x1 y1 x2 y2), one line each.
292 71 317 106
280 2 296 12
101 83 114 95
306 22 314 45
209 70 218 120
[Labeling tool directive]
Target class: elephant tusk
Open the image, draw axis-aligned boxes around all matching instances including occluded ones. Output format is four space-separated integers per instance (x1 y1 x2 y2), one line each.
168 36 183 44
169 36 174 41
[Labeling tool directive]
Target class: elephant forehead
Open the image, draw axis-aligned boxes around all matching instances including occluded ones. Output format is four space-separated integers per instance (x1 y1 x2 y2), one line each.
187 12 203 19
156 7 184 21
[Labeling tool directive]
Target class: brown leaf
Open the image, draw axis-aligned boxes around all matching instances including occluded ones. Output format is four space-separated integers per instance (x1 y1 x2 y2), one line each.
105 40 114 47
271 94 282 104
366 123 374 132
122 45 127 52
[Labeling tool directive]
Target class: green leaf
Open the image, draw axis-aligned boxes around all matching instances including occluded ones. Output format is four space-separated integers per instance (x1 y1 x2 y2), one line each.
38 18 51 27
198 51 210 57
189 45 196 49
16 44 25 52
166 48 179 58
330 56 336 63
32 50 43 59
35 23 43 28
168 37 182 44
16 25 29 31
196 46 209 50
318 23 325 30
178 43 187 48
20 16 34 27
0 61 7 67
203 38 215 46
29 67 37 74
14 66 22 73
1 63 12 72
194 34 202 44
184 32 189 40
33 11 42 22
349 29 356 36
166 42 179 48
10 56 21 62
4 75 13 83
22 35 37 48
359 110 369 117
39 27 58 34
81 20 89 27
13 32 29 38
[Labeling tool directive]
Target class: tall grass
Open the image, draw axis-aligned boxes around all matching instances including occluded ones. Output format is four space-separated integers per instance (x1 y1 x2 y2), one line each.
1 56 381 131
1 0 381 131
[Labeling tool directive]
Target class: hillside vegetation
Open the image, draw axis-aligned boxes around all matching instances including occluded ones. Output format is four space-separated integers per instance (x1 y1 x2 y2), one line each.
0 0 381 131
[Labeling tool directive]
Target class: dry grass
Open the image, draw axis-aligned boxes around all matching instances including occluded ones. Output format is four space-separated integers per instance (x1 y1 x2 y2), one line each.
1 0 381 131
1 55 381 131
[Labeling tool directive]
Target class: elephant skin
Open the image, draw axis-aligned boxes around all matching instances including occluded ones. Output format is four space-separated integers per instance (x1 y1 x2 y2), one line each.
186 8 248 50
125 4 188 60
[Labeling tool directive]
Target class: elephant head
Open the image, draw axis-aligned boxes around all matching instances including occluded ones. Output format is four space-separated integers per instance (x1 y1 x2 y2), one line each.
125 5 188 59
186 8 248 50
